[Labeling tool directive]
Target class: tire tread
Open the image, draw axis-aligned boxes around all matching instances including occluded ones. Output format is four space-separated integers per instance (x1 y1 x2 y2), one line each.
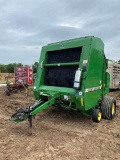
101 96 116 120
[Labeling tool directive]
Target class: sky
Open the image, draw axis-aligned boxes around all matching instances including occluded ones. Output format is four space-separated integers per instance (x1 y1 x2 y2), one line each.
0 0 120 65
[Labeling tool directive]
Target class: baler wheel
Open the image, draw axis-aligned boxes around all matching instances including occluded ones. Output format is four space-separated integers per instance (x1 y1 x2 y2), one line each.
101 96 116 120
92 109 102 123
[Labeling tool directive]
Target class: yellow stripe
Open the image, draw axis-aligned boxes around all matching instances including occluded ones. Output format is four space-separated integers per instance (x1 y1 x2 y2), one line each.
81 98 84 107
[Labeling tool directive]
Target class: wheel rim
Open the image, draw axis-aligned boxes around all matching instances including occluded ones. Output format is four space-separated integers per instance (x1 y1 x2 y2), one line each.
98 112 101 121
112 103 115 115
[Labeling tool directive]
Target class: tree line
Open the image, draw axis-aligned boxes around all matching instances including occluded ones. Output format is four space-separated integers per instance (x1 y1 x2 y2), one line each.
0 62 38 73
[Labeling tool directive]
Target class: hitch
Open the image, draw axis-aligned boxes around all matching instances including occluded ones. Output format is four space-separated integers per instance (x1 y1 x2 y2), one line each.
11 108 29 122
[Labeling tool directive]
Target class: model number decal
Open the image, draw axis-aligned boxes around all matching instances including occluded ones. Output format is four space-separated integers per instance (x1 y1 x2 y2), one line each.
85 86 101 92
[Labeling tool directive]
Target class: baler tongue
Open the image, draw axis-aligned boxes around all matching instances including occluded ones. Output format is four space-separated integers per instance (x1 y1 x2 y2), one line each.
11 99 46 122
10 92 59 134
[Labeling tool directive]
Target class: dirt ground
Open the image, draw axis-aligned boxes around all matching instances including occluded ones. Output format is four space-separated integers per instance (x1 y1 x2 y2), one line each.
0 87 120 160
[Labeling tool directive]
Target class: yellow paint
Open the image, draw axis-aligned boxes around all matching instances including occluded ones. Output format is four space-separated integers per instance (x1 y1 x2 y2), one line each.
81 98 84 107
112 103 115 115
98 112 101 121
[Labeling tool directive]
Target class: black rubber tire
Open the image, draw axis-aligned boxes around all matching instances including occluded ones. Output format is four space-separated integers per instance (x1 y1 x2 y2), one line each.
92 109 102 123
4 85 10 96
101 96 116 120
118 84 120 90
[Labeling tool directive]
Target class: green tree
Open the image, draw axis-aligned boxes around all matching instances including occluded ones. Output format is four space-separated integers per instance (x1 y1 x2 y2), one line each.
6 63 23 73
32 61 38 73
6 63 14 73
0 64 7 73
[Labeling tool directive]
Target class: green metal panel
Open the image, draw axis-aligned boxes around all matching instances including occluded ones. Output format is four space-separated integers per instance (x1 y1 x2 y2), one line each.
42 36 93 52
83 38 104 110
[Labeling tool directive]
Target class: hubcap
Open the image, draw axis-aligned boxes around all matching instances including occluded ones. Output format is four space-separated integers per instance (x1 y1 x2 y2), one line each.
98 112 101 121
112 103 115 115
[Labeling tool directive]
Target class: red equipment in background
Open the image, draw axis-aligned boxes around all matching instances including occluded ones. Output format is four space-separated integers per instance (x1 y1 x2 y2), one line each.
14 66 33 85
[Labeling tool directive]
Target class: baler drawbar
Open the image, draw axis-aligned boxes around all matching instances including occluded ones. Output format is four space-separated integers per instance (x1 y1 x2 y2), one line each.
11 92 59 134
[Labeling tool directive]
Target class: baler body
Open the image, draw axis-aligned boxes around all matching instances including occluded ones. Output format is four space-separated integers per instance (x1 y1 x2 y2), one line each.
34 36 109 114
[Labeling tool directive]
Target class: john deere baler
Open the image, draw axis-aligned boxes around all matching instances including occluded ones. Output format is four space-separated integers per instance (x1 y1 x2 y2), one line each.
11 36 116 133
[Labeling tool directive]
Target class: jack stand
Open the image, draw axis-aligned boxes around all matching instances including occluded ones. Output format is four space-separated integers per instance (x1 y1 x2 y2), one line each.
28 114 32 135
